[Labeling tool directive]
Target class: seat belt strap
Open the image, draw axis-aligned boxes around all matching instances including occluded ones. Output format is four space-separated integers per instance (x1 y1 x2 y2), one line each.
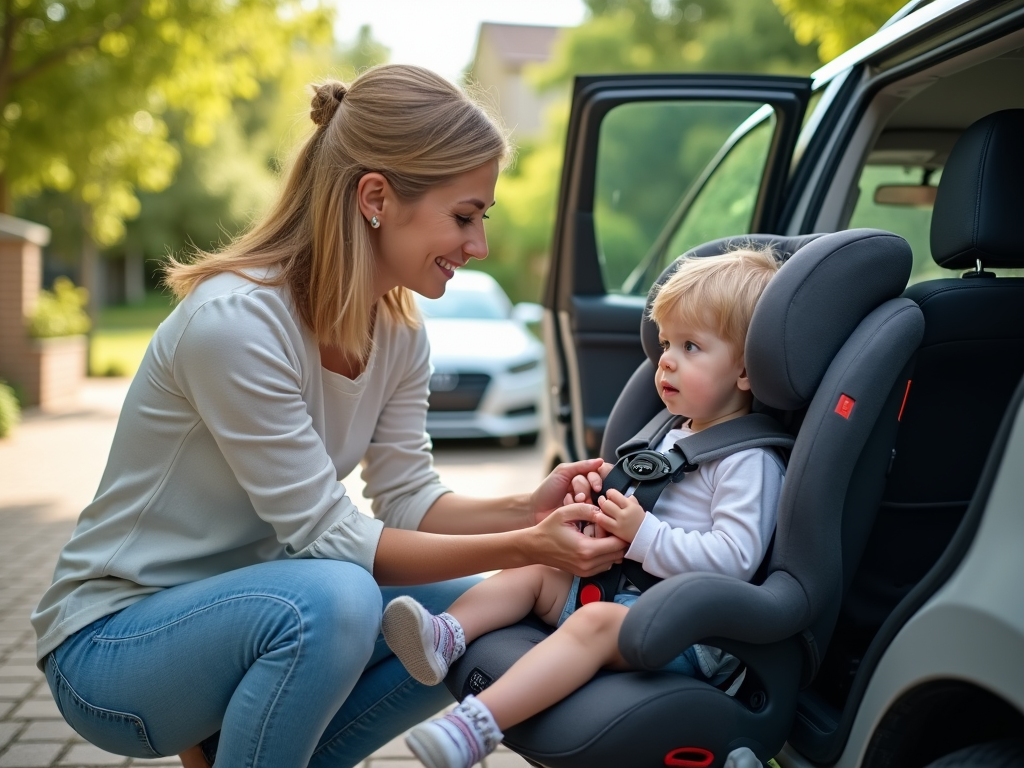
671 412 795 465
614 409 682 458
575 413 794 610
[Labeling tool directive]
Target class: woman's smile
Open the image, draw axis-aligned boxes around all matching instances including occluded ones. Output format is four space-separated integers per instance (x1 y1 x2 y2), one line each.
435 255 462 278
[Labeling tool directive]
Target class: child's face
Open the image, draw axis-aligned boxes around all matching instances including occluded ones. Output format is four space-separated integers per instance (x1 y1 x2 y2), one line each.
655 314 751 430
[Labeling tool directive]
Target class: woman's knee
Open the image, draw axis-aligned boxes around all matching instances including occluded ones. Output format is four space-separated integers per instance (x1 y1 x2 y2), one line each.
259 560 382 659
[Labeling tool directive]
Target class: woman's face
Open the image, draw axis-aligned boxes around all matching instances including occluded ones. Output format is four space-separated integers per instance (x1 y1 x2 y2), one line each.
371 161 499 300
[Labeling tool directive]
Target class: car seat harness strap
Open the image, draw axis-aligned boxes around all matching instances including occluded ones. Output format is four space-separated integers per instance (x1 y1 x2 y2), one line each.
575 411 794 609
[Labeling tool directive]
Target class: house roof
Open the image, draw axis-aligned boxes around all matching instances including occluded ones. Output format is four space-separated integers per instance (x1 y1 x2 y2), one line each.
475 22 563 68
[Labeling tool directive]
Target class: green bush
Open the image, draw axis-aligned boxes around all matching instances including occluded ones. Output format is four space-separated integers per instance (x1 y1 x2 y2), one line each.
0 379 19 438
27 277 92 338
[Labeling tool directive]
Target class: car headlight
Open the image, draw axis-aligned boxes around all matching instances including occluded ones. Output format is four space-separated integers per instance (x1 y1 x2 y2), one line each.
507 359 540 374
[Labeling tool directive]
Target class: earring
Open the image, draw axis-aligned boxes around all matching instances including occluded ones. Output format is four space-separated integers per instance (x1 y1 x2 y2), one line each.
370 215 380 229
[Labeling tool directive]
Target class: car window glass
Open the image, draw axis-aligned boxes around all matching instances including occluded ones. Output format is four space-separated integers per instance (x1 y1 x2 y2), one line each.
593 100 773 295
848 165 942 283
663 115 775 263
416 288 511 320
849 164 1024 284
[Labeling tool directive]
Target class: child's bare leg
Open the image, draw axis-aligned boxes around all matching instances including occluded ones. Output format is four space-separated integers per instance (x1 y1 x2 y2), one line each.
479 601 630 730
402 602 628 768
382 565 573 687
446 565 574 642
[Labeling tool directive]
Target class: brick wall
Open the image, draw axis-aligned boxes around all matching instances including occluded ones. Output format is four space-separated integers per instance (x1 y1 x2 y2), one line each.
0 214 81 409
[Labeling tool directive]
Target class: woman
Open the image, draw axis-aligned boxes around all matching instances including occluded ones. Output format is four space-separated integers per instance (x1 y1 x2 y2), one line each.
31 65 624 768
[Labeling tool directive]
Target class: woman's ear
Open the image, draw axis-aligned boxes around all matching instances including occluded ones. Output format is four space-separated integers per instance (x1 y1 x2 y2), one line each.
357 172 388 224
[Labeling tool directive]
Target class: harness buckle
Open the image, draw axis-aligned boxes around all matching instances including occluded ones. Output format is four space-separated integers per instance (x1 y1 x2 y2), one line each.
622 449 696 482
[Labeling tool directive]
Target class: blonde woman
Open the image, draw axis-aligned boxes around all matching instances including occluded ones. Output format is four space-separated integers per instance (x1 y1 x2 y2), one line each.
31 65 624 768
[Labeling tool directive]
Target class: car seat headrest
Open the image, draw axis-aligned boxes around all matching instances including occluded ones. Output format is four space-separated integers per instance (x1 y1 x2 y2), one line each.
640 233 825 367
746 229 912 410
930 108 1024 270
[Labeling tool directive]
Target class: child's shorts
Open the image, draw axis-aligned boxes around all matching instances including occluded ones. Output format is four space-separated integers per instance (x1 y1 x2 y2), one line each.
558 575 738 686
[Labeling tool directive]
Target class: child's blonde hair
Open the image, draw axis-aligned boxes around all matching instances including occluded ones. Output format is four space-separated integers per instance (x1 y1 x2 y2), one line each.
650 245 781 359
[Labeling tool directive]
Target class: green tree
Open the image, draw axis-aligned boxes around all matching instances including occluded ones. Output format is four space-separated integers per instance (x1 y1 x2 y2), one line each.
0 0 333 247
115 25 391 286
772 0 906 62
477 0 817 301
18 23 390 308
534 0 818 89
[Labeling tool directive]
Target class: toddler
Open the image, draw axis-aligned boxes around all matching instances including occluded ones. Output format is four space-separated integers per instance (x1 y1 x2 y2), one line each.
384 247 786 768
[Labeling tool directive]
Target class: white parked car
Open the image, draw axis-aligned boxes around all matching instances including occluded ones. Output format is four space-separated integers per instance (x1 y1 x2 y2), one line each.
415 269 545 442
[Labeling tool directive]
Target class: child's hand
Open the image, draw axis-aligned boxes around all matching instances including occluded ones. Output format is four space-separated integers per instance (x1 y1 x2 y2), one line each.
595 489 646 543
560 464 613 506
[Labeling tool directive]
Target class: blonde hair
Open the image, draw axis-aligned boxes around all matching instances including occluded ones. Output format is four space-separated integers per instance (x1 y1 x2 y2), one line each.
163 64 510 362
650 245 781 358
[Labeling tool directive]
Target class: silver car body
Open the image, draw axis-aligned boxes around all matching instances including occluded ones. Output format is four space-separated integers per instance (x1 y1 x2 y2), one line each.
418 270 545 440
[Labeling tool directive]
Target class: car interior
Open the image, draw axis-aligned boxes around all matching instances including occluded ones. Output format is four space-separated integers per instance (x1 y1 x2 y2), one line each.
792 25 1024 765
450 228 925 768
456 12 1024 768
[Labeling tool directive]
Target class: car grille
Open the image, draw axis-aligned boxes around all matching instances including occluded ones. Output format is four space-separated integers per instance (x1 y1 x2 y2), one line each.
428 372 491 412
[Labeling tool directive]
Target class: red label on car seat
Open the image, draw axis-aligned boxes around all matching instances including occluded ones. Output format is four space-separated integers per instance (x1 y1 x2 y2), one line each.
580 584 602 605
664 747 714 767
835 394 855 419
898 379 912 421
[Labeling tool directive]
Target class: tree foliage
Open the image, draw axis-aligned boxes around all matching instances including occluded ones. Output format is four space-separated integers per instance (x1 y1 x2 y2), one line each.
0 0 333 245
478 0 817 302
534 0 818 90
115 25 391 272
27 275 91 337
772 0 906 63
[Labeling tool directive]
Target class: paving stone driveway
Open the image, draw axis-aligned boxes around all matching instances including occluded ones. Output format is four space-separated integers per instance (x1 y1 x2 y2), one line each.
0 380 534 768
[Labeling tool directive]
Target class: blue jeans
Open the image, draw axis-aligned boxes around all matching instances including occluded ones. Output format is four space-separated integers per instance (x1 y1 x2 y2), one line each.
44 559 478 767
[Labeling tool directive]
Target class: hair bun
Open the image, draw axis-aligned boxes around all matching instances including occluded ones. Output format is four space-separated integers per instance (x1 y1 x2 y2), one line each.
311 81 346 127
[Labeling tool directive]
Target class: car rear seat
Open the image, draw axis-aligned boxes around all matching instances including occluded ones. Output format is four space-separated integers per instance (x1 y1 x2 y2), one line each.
817 108 1024 716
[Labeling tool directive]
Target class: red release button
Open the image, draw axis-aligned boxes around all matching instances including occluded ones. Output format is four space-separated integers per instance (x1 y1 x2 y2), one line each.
835 394 855 419
580 584 602 605
665 747 714 767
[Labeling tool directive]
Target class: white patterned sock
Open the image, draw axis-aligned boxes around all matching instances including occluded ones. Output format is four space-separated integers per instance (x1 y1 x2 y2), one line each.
434 612 466 667
405 695 503 768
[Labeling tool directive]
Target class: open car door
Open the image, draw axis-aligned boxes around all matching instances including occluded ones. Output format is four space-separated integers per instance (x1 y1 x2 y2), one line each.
543 74 812 462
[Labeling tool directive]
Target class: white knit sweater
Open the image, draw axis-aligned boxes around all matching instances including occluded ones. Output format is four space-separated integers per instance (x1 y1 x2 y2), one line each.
32 271 450 663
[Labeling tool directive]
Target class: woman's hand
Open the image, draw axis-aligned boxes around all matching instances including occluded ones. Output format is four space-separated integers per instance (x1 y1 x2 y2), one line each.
531 459 615 524
527 502 627 576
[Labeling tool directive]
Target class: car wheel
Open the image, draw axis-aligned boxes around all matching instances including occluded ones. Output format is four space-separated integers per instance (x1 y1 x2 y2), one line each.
924 739 1024 768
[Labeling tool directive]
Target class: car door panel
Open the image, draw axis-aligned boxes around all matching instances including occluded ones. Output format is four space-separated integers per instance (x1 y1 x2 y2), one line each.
544 74 812 461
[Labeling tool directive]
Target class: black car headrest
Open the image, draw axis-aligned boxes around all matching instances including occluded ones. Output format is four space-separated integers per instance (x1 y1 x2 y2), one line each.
746 229 912 410
930 108 1024 270
640 233 825 367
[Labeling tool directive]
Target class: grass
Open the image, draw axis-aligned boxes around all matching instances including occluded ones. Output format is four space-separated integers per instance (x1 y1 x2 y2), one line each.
89 292 176 377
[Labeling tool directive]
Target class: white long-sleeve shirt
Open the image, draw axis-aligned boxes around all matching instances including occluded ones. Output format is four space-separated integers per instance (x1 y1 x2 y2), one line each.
32 271 450 663
624 426 786 581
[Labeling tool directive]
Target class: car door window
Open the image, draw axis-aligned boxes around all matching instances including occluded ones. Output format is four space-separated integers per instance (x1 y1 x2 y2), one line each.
593 101 775 295
663 113 775 264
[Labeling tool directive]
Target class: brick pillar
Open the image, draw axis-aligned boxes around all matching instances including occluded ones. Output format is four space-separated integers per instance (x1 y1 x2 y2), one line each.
0 213 52 406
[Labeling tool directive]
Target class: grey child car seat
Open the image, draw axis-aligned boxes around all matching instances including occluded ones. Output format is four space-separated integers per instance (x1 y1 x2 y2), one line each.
445 228 925 768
